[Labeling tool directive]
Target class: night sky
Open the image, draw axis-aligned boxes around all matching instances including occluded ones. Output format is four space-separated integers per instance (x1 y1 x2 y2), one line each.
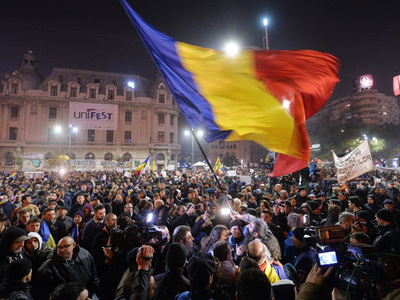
1 0 399 101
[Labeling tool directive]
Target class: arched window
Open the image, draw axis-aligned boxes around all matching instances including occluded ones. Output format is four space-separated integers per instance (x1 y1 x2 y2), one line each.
68 153 76 159
157 153 165 161
4 152 13 165
104 153 114 161
123 153 132 162
170 154 176 161
85 152 95 160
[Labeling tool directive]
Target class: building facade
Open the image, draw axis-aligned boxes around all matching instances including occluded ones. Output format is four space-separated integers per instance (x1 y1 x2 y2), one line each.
323 89 399 126
0 51 181 171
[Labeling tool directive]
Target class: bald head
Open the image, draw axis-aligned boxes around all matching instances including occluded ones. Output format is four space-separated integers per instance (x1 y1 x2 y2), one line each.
59 236 74 245
247 240 266 264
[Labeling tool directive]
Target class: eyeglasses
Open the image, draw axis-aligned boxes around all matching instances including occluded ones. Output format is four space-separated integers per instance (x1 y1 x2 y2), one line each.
57 243 73 250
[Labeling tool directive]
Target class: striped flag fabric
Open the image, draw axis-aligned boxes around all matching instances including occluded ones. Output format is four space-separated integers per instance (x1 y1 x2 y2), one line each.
135 155 150 176
40 220 56 248
120 0 339 177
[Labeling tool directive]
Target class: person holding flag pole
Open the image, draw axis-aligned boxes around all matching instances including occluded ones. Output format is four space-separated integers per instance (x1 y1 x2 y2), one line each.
135 155 151 179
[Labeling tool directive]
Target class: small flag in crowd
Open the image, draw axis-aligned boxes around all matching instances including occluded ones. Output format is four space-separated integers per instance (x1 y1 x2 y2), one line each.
213 157 223 175
135 155 150 176
40 221 56 248
120 0 340 177
152 155 157 173
10 171 17 179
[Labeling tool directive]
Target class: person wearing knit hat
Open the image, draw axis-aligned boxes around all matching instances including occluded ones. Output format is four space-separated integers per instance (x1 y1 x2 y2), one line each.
383 199 400 227
373 209 400 253
0 258 33 299
0 227 30 284
176 252 216 300
154 243 191 300
66 211 86 244
290 226 317 284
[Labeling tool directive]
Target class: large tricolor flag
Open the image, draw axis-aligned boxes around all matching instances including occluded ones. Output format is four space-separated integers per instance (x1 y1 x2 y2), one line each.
135 155 150 176
120 0 340 177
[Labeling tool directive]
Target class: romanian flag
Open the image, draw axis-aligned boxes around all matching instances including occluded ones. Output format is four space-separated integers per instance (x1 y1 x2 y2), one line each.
40 220 56 248
152 155 157 173
10 171 17 179
213 157 223 175
135 155 150 176
120 1 339 177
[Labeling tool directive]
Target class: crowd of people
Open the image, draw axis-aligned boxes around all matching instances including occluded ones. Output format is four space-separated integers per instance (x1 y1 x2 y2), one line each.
0 164 399 300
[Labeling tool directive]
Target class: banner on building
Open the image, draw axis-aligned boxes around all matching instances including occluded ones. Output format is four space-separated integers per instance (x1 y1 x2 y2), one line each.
69 102 118 130
69 160 119 168
332 140 374 183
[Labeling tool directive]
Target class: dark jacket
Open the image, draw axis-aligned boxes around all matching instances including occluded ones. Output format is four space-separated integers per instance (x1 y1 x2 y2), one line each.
154 270 191 300
0 280 33 300
81 219 106 254
130 269 151 300
0 201 16 222
35 245 100 299
373 223 400 254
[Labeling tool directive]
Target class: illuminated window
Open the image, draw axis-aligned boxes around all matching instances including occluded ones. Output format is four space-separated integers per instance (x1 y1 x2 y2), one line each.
85 152 95 160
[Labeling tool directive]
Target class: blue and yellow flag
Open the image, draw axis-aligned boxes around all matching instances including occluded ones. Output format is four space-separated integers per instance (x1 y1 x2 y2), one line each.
120 0 339 177
40 221 56 248
135 155 150 176
152 155 157 173
213 157 223 175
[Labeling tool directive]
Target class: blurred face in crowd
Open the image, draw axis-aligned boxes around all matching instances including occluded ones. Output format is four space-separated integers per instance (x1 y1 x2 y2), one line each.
44 210 56 224
27 222 41 233
384 203 394 212
57 237 76 260
183 230 194 250
260 211 272 226
367 197 375 205
19 212 30 224
376 216 386 227
178 206 187 215
105 214 117 229
74 214 83 225
124 204 134 214
77 195 85 205
25 237 40 253
299 189 307 197
58 208 68 219
10 239 24 255
94 209 106 222
291 235 304 249
230 225 242 239
23 196 32 205
219 229 230 242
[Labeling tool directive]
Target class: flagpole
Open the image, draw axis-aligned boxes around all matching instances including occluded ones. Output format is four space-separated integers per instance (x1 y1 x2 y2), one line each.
190 130 233 212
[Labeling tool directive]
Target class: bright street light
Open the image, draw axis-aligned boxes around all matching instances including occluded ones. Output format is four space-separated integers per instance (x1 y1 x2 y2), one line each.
263 18 268 26
263 17 269 50
54 125 62 133
224 42 240 57
185 129 204 166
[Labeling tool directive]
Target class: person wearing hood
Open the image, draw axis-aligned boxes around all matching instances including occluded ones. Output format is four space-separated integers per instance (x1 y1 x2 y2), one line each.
364 194 383 217
0 258 33 299
23 231 52 274
35 236 100 299
66 211 86 245
0 227 30 284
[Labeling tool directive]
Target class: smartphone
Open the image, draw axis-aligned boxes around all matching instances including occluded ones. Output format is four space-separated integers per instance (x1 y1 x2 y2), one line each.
317 251 338 268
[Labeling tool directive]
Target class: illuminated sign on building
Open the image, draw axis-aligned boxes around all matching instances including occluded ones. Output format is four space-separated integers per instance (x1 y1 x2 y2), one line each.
393 75 400 96
353 74 373 92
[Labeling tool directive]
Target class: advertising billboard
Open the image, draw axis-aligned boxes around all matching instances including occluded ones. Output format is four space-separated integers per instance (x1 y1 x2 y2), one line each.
69 102 118 130
353 74 373 91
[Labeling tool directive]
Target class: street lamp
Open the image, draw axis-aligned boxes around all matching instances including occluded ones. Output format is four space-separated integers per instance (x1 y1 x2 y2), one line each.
263 18 269 50
185 129 203 167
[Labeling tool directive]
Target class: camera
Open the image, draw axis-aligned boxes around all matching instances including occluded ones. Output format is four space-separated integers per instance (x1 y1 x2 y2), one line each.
303 225 389 299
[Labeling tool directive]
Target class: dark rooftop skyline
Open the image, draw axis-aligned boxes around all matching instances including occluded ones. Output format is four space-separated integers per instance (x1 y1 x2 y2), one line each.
1 0 400 101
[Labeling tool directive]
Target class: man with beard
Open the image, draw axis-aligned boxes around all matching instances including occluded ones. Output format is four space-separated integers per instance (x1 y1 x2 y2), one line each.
228 219 246 265
81 204 106 254
41 208 67 244
69 194 86 217
0 227 30 284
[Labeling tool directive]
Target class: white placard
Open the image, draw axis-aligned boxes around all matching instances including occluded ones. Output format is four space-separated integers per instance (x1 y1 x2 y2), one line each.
161 171 167 177
69 102 118 130
167 165 175 171
227 170 237 177
239 175 252 185
124 171 131 178
332 140 374 183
